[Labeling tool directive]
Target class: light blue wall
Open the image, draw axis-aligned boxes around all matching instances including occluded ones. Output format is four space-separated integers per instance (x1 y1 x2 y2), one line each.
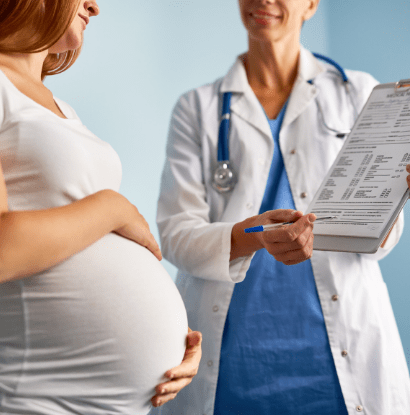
325 0 410 370
45 0 328 274
46 0 409 369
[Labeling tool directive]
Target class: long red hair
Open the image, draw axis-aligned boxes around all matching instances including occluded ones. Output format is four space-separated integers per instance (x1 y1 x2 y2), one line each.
0 0 82 79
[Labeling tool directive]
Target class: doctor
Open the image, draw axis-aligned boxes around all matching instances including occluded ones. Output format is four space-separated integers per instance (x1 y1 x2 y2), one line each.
155 0 410 414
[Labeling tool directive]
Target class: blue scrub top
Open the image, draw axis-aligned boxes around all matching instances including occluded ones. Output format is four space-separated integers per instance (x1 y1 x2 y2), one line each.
214 105 348 415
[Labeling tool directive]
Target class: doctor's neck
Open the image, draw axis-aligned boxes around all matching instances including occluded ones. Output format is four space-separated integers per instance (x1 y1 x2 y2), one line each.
245 37 300 91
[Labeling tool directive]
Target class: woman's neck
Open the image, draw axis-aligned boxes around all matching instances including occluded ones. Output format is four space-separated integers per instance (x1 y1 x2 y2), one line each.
0 51 48 83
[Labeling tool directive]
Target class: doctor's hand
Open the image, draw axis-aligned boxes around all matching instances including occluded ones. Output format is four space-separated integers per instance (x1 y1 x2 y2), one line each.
231 210 316 265
407 165 410 190
151 328 202 408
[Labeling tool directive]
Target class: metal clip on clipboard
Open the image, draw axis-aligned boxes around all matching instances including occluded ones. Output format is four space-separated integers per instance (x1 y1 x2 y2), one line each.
395 79 410 90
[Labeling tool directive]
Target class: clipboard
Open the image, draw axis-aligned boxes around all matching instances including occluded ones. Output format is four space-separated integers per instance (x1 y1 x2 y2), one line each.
313 188 409 253
311 79 410 253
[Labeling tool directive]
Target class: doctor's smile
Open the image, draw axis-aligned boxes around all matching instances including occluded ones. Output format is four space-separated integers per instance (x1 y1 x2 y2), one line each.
251 10 281 25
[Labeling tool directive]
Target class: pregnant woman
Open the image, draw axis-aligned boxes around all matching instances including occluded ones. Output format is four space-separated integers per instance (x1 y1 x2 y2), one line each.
0 1 201 414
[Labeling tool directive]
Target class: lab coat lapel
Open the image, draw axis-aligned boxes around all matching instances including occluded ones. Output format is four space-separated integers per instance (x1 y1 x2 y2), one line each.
282 48 324 128
220 48 326 136
220 58 272 140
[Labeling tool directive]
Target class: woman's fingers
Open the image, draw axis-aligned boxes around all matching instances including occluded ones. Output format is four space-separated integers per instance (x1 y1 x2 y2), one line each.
144 235 163 261
151 392 178 407
151 330 202 407
165 331 202 379
155 376 193 396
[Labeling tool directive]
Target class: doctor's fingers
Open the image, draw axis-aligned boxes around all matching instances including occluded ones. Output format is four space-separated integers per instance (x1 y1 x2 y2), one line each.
265 222 313 255
262 214 315 245
271 232 314 265
406 165 410 188
261 209 304 224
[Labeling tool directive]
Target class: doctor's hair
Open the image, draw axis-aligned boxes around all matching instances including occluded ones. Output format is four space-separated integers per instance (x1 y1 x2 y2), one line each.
0 0 82 79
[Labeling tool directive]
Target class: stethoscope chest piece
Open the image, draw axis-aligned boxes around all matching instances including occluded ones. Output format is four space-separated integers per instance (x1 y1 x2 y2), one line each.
212 161 237 193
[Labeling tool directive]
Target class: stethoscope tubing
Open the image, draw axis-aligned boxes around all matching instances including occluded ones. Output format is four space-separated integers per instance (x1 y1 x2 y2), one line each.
213 53 356 192
217 92 232 162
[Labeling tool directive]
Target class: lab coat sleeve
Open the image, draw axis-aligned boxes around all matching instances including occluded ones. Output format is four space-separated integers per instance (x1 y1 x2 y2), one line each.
362 211 404 261
157 94 252 283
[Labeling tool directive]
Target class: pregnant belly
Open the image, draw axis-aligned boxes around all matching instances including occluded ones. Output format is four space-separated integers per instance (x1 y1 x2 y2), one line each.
2 233 188 414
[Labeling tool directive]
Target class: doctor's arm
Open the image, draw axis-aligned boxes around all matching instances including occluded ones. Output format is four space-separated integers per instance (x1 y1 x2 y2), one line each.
230 209 316 265
157 94 316 283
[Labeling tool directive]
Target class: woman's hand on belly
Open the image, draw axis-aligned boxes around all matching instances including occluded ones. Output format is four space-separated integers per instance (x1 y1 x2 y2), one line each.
113 196 162 261
151 328 202 407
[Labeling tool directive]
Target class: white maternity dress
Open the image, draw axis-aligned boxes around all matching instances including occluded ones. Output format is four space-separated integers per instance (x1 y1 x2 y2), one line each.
0 70 188 415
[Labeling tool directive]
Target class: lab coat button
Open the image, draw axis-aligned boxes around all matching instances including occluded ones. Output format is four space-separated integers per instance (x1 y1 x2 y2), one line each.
290 149 296 155
356 405 363 412
246 203 253 209
207 360 213 367
301 192 308 199
213 305 219 312
332 294 339 301
341 350 348 357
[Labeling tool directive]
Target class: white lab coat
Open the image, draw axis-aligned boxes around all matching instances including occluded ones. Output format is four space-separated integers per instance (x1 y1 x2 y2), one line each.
153 48 410 415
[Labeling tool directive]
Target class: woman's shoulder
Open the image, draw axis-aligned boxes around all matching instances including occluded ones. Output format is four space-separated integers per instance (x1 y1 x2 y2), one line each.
53 97 82 121
0 71 15 128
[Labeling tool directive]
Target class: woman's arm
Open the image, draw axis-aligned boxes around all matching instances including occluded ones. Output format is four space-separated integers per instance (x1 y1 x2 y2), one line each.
0 163 161 283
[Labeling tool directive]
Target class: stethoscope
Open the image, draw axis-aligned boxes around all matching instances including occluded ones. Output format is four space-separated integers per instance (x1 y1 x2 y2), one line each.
212 53 359 193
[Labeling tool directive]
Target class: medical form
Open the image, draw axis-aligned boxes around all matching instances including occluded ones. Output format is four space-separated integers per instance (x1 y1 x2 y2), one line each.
308 81 410 240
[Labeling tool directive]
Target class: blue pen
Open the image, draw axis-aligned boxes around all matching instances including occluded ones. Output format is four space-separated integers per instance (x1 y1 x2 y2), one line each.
244 216 337 234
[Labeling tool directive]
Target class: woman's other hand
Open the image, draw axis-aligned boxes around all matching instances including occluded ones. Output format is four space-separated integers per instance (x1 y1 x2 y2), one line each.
112 192 162 261
151 328 202 408
231 209 316 265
